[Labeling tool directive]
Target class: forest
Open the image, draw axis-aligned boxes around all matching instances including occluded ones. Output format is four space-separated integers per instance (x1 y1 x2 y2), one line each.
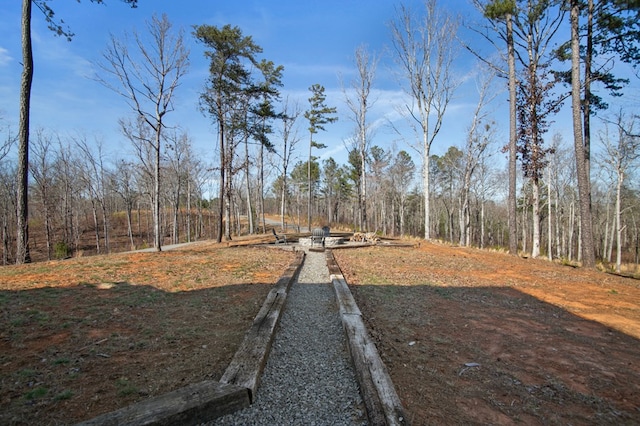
2 0 640 271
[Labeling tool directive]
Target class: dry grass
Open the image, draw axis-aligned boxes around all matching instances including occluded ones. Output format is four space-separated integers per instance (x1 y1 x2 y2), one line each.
0 241 294 425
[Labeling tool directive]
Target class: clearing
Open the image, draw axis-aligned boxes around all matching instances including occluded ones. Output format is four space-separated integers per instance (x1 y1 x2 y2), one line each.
1 238 639 425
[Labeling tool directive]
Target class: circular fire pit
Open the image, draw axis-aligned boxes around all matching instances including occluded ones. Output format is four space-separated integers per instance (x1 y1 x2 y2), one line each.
298 236 344 247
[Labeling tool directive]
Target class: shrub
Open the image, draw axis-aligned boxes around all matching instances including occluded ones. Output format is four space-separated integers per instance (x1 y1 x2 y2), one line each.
54 242 70 260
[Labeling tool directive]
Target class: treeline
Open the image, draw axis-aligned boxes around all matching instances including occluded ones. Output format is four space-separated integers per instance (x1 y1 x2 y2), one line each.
0 130 217 262
4 0 640 270
2 119 638 268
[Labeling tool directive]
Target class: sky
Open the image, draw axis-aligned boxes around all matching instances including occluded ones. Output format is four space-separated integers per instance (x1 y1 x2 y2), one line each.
0 0 638 178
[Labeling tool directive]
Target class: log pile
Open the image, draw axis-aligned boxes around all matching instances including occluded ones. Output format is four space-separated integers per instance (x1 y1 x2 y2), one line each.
350 232 379 244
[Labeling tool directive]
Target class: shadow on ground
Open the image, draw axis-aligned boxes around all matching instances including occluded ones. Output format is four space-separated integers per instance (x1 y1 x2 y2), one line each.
351 283 640 425
0 280 272 425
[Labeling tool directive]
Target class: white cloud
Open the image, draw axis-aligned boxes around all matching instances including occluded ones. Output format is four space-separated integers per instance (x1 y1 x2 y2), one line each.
0 47 12 66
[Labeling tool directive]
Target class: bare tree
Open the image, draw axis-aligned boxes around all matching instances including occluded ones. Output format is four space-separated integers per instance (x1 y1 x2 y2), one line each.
112 158 138 250
165 130 191 244
432 146 463 242
0 162 16 264
389 150 416 236
276 97 301 229
96 13 189 252
53 137 81 253
74 135 112 254
471 0 519 255
343 45 378 232
598 112 640 273
459 66 498 246
368 146 392 232
120 116 156 243
390 0 459 240
546 132 565 260
0 118 15 162
16 0 138 263
0 119 16 264
29 130 56 260
471 144 501 249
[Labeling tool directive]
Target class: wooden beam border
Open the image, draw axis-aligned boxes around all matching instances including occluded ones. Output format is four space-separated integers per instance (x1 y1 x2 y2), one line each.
326 249 409 426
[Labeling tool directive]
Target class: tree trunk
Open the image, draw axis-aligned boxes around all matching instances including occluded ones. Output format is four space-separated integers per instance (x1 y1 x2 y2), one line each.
459 182 471 246
154 131 162 251
568 201 575 261
583 0 593 198
16 0 32 264
423 129 431 240
44 195 52 261
259 144 266 234
224 154 232 240
578 211 583 262
172 192 180 245
244 137 254 235
608 207 615 262
280 178 287 230
360 132 368 232
307 136 312 232
555 186 561 259
126 201 135 250
217 115 225 243
480 199 485 249
92 200 100 254
571 0 596 267
521 196 527 254
507 12 518 256
531 179 540 258
101 201 110 254
548 166 553 260
2 212 9 265
604 201 613 262
616 170 623 273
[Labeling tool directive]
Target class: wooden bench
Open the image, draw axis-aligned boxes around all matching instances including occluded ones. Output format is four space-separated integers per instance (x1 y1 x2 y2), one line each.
272 228 287 245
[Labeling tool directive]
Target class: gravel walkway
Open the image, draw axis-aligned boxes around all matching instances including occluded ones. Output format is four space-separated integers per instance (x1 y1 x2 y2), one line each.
210 249 368 425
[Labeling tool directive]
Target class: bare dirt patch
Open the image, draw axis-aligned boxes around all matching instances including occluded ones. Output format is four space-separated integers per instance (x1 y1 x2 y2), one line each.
0 242 294 425
333 242 640 425
4 236 639 425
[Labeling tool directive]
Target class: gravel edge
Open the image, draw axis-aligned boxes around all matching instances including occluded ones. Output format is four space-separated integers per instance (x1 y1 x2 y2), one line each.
209 249 368 425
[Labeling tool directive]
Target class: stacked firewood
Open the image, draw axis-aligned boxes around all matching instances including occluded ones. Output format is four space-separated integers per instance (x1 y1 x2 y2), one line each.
350 232 365 242
350 232 379 244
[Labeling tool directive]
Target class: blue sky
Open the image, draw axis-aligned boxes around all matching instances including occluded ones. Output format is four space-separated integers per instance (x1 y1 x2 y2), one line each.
0 0 637 173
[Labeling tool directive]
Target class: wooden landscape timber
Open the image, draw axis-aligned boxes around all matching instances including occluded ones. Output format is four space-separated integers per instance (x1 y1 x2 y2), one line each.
220 250 305 399
76 250 305 425
326 250 408 426
74 245 408 425
75 381 249 426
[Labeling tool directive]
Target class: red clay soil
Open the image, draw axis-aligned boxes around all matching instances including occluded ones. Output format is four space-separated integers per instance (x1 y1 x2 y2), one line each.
3 237 639 425
0 242 295 425
333 242 640 425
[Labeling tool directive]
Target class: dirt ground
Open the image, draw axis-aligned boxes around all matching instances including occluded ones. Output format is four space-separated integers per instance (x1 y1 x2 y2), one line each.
333 242 640 425
0 241 295 425
2 236 640 425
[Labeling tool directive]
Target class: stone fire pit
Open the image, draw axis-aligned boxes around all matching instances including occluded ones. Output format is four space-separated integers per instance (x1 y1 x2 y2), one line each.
298 236 344 247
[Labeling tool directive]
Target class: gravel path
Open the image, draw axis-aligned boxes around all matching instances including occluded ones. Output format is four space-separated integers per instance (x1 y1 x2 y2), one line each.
210 249 368 426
